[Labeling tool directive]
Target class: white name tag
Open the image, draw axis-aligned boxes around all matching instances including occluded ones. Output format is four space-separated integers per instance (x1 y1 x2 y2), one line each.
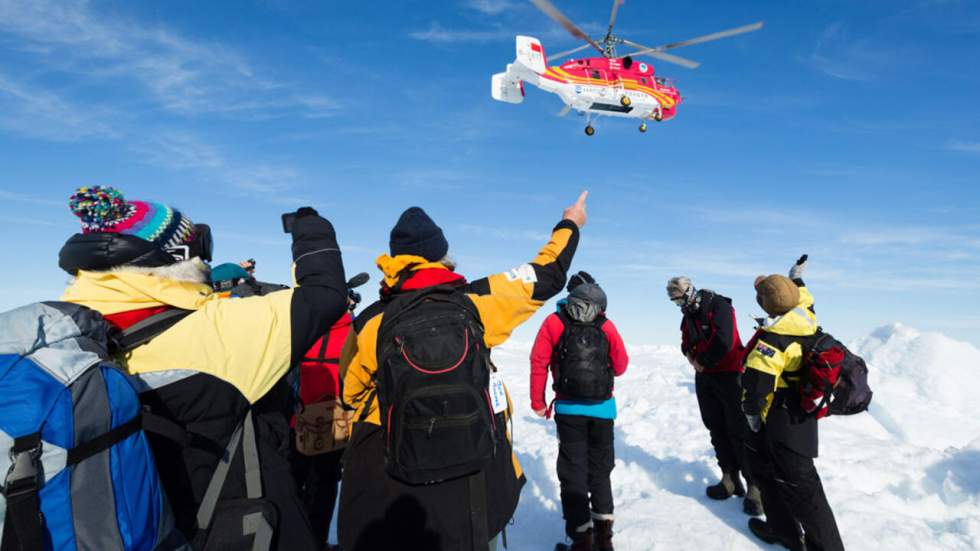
503 263 537 283
488 373 508 414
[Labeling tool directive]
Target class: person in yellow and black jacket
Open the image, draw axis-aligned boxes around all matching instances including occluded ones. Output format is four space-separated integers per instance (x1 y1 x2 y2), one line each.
337 192 588 551
57 186 348 551
741 257 845 551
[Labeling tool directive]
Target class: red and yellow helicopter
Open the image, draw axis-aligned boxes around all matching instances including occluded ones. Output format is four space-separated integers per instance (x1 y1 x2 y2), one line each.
491 0 763 135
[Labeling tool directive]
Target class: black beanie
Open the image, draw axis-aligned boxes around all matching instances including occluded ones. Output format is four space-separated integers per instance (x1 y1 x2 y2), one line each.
389 207 449 262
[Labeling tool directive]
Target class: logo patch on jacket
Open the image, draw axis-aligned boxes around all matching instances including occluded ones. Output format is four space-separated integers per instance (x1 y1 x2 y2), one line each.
755 342 776 358
504 264 537 283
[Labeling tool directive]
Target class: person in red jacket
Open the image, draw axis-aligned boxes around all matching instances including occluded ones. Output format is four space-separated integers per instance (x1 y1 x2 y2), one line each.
667 276 762 516
530 272 629 551
291 273 369 550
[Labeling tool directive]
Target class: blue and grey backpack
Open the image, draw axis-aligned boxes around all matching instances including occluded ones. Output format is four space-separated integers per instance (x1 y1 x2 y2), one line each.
0 302 186 551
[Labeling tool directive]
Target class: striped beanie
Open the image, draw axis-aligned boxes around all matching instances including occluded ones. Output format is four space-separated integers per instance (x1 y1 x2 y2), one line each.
68 186 195 252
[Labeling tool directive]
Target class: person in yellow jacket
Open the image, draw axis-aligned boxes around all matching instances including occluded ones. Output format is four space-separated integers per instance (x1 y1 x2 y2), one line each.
338 192 588 551
58 186 348 550
741 257 845 551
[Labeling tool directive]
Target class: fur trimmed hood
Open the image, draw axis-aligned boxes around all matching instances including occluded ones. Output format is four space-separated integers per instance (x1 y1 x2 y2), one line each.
61 259 218 315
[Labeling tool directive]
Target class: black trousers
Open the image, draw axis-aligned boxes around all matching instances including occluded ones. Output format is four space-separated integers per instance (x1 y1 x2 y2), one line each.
695 372 753 483
747 427 844 551
555 414 615 537
292 448 344 546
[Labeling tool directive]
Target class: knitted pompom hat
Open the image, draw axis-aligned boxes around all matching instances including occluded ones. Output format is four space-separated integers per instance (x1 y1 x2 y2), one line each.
68 186 195 252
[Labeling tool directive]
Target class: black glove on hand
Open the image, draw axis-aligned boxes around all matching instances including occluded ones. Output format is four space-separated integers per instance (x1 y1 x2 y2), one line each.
295 206 319 219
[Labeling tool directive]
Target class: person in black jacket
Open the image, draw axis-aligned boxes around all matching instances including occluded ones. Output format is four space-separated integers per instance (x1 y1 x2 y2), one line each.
667 277 762 516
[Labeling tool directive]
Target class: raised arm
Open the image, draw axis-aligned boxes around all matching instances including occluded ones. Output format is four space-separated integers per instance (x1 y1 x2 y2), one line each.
466 192 587 348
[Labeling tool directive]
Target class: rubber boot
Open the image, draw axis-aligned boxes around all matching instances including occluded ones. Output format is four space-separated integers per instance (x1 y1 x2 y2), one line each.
706 471 745 500
748 518 806 551
593 519 614 551
743 484 764 516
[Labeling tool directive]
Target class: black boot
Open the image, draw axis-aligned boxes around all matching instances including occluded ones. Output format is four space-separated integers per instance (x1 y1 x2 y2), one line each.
742 484 764 516
748 518 806 551
554 528 593 551
706 471 745 500
593 518 614 551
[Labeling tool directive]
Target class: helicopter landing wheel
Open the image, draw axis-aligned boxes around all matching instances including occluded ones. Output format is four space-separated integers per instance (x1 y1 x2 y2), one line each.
639 122 647 133
584 125 595 136
620 95 631 107
654 112 664 122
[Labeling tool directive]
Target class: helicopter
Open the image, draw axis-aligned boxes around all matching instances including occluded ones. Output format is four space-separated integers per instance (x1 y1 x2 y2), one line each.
491 0 763 135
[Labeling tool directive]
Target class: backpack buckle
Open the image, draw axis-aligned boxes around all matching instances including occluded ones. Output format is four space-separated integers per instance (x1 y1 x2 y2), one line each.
3 442 42 497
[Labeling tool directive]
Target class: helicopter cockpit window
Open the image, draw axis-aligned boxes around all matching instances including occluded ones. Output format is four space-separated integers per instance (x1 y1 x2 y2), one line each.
640 77 648 84
655 77 666 86
591 70 601 80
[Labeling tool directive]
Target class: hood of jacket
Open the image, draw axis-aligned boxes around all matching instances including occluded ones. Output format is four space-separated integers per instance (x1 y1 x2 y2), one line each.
61 268 219 315
761 286 817 337
375 253 465 291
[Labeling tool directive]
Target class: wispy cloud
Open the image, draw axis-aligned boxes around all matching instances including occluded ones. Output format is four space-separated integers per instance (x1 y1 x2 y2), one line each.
133 131 301 197
458 223 550 242
0 0 337 119
0 0 329 199
945 140 980 154
841 227 980 249
806 22 905 82
0 71 118 141
0 190 65 208
465 0 519 16
0 214 62 227
409 22 514 43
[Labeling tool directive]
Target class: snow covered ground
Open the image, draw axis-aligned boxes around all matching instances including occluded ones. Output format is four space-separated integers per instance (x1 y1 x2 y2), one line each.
493 324 980 550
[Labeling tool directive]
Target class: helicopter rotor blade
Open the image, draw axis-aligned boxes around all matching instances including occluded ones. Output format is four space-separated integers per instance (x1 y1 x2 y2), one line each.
622 39 701 68
643 50 701 69
655 21 764 52
607 0 624 35
549 43 593 60
529 0 604 54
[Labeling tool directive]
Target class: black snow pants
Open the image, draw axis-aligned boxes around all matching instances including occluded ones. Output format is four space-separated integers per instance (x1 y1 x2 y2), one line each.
747 427 844 551
555 414 615 537
695 371 753 484
291 448 344 547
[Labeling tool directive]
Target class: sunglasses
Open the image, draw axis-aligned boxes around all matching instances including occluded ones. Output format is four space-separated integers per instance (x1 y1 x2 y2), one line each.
165 224 214 263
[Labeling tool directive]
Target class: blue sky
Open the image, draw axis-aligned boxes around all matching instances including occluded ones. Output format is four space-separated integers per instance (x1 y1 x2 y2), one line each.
1 0 978 347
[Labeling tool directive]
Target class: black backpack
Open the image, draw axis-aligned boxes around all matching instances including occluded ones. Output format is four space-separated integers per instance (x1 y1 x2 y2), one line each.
800 331 874 418
376 286 499 485
553 309 613 402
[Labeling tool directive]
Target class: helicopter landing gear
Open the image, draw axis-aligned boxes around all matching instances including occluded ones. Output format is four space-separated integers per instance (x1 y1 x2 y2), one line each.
620 95 631 107
639 122 647 133
654 107 664 122
584 125 595 136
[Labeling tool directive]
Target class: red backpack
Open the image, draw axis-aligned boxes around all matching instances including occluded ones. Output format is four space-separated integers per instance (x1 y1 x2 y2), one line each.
800 332 873 419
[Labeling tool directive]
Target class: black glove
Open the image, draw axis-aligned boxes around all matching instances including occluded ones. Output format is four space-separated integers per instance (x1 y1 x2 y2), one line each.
295 206 319 219
567 270 596 292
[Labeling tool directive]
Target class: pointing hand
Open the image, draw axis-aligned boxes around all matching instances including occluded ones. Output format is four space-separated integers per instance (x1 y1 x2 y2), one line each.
562 191 589 229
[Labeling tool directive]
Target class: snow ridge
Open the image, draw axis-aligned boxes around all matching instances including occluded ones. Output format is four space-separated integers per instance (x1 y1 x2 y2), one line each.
497 324 980 550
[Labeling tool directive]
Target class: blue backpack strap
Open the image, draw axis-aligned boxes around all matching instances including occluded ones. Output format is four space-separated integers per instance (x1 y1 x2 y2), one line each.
2 432 44 551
